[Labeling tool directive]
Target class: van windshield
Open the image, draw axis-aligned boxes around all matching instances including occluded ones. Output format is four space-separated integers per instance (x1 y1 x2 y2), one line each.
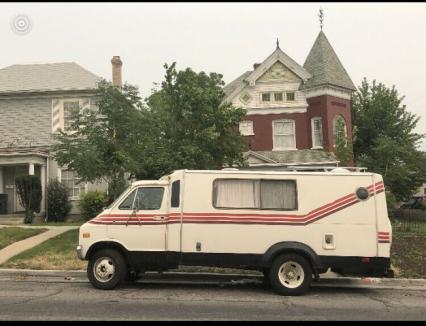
104 186 131 210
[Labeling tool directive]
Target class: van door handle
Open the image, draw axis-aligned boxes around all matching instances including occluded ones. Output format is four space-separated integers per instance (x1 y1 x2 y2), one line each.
152 216 166 221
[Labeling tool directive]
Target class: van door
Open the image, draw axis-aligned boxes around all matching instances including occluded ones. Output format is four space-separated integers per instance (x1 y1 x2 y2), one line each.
107 186 168 252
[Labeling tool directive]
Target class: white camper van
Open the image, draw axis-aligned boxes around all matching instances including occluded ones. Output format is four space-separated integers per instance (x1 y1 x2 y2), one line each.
76 168 392 295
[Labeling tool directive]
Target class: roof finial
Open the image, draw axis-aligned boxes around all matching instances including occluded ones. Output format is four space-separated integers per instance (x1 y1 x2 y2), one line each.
276 38 280 49
319 7 324 31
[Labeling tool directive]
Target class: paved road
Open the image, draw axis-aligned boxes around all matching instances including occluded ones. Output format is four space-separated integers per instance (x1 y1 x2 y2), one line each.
0 277 425 320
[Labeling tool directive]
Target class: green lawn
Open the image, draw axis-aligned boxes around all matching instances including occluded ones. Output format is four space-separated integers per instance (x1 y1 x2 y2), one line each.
1 229 87 270
0 227 48 250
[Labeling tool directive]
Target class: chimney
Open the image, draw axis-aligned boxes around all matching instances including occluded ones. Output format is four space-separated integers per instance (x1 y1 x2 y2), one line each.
111 56 123 88
253 63 261 70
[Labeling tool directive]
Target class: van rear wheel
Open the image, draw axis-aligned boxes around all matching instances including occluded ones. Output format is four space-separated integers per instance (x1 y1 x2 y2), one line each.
269 253 312 296
87 249 127 290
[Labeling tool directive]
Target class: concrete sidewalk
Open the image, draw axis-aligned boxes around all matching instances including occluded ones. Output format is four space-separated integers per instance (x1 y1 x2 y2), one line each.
0 226 79 265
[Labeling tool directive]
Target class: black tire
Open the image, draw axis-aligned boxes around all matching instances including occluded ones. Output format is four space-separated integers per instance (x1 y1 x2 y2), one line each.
268 253 312 296
87 249 127 290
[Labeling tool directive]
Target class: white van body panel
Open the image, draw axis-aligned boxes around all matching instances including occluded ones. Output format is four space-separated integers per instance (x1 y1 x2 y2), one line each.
78 169 391 277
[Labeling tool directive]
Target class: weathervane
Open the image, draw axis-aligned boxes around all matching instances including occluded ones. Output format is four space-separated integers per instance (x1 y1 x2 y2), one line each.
319 7 324 30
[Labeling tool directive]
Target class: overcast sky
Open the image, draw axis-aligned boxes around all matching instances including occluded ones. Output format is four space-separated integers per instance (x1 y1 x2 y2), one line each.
1 2 425 150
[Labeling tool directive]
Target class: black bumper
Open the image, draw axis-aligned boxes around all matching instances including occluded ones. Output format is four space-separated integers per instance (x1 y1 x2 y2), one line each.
319 256 392 277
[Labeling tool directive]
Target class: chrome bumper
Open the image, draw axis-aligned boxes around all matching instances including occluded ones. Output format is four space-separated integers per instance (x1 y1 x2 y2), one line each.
76 245 84 260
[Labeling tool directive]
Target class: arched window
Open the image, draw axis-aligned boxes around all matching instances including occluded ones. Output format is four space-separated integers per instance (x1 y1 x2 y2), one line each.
333 115 347 146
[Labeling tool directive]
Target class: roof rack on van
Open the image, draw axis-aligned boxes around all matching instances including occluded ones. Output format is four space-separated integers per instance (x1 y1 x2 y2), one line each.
281 166 368 172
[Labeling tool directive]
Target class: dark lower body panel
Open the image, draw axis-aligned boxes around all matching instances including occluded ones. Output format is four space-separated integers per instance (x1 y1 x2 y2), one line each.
126 251 391 278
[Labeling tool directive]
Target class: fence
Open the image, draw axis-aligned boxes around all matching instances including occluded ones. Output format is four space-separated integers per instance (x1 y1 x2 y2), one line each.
389 209 426 234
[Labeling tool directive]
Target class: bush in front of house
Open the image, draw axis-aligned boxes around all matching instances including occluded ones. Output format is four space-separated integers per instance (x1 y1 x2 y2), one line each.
78 190 108 220
46 179 72 222
15 175 42 224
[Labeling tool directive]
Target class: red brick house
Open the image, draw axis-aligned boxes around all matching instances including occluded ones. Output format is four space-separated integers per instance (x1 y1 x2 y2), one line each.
224 30 356 169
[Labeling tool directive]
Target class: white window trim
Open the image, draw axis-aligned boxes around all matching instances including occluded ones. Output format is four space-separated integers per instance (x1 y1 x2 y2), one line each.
286 91 296 101
273 92 284 102
260 91 297 104
239 120 255 136
272 119 296 151
260 92 271 103
311 117 323 149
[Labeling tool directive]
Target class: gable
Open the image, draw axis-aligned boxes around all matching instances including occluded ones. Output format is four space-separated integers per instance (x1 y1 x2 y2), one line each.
257 61 301 83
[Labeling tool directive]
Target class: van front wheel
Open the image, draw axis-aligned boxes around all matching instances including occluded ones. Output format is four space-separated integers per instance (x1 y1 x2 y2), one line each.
269 253 312 296
87 249 127 290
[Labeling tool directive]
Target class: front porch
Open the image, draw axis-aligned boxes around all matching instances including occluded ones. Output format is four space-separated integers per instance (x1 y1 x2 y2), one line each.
0 151 48 218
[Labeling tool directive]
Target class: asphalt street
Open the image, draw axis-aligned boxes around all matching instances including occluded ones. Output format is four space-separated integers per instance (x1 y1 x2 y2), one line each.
0 275 425 320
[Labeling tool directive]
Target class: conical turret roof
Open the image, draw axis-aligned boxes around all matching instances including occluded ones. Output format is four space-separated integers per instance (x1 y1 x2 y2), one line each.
301 31 356 91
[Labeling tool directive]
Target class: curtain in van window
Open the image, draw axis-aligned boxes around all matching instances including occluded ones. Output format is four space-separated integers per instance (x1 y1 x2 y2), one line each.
260 180 296 210
214 179 260 208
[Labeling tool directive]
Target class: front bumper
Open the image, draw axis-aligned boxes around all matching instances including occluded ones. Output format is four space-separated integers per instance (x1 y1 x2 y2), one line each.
76 245 84 260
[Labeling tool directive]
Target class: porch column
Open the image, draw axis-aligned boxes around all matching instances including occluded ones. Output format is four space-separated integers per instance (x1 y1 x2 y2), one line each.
40 164 46 213
28 163 34 175
0 167 3 193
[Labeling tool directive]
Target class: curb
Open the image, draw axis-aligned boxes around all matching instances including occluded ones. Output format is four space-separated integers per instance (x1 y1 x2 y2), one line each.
0 268 425 288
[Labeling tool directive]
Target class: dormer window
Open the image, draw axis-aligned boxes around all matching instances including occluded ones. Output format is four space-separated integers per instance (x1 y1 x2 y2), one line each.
261 93 271 102
286 92 295 101
274 92 283 102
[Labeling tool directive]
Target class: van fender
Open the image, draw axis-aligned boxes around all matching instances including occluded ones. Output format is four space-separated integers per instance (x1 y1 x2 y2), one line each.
85 239 130 261
261 241 323 270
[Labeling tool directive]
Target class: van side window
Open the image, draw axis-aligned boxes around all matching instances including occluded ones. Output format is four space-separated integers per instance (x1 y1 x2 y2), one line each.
119 189 137 210
213 179 297 210
260 180 297 210
171 180 180 208
135 187 165 210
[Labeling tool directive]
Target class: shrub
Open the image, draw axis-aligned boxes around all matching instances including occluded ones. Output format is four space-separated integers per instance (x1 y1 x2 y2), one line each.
15 175 42 224
46 179 72 222
78 191 108 220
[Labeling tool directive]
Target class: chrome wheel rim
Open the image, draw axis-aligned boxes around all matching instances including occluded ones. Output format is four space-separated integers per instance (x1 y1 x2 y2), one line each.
278 261 304 289
93 257 115 283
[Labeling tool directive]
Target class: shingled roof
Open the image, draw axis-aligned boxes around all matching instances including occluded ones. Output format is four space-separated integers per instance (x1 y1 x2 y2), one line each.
301 31 356 91
0 62 101 94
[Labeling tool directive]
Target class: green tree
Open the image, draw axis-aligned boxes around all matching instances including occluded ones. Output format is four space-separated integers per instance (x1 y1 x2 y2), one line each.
334 117 353 166
352 78 426 201
51 80 145 200
136 63 247 179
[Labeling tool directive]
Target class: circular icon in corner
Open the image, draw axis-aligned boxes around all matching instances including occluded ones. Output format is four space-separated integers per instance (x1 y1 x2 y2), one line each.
11 14 33 35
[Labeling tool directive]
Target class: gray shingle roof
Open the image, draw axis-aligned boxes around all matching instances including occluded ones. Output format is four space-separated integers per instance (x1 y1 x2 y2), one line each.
0 62 101 94
250 149 338 165
223 71 251 98
301 31 356 91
